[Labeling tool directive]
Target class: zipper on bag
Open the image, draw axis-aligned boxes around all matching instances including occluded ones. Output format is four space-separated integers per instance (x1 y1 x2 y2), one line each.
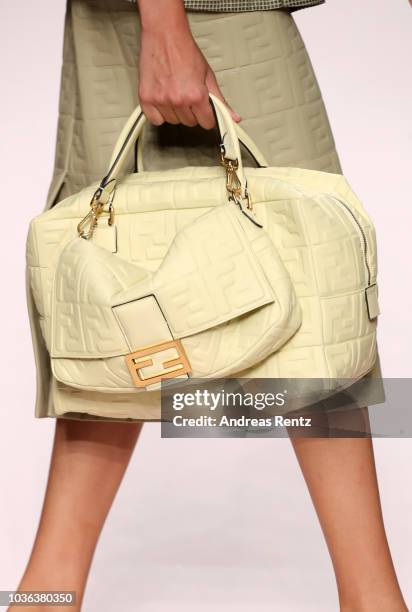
329 195 372 286
328 195 379 320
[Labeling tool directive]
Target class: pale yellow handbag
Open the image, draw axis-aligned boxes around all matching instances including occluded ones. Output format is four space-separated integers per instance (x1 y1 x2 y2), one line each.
26 95 380 398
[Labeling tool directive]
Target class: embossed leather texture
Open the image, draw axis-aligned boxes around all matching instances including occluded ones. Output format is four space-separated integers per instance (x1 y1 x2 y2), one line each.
26 94 380 411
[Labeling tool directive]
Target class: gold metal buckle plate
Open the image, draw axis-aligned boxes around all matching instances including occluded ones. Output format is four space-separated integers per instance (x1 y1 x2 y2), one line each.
125 339 192 388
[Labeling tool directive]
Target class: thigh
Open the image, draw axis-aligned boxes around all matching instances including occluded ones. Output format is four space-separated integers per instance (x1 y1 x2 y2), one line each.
46 0 141 208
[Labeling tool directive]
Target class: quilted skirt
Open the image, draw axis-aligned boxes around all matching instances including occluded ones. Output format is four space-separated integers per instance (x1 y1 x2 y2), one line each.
27 0 385 421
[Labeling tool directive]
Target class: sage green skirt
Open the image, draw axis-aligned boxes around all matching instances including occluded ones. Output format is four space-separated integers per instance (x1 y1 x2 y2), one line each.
28 0 384 421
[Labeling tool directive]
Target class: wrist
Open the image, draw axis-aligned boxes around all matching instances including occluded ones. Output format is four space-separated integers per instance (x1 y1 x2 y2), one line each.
137 0 190 35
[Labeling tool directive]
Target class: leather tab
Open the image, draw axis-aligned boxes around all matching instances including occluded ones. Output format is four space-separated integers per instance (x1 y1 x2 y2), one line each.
112 296 190 388
112 296 173 352
365 284 380 320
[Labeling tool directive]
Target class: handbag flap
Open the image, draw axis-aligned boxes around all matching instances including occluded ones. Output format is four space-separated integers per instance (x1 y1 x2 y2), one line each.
50 205 275 359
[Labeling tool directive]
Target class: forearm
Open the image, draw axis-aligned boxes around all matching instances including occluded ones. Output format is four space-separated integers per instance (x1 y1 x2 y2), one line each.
136 0 190 35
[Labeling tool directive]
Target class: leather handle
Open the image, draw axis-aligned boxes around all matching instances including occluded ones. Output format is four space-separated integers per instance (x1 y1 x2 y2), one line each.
100 94 261 198
133 121 269 173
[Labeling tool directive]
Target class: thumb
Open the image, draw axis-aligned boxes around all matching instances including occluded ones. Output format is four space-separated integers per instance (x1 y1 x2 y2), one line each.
205 69 241 123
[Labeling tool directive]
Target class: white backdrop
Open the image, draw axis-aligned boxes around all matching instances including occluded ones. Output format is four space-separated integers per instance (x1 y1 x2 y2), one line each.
1 1 411 610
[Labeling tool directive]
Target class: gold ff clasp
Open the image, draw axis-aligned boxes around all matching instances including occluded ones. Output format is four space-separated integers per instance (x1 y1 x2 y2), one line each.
125 339 192 388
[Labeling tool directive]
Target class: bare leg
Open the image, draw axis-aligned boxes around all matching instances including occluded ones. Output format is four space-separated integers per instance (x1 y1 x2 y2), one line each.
289 406 407 611
10 418 143 612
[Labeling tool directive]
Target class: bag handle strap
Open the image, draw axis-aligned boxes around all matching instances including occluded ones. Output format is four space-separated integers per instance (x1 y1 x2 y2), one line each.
78 94 265 239
133 121 268 173
104 94 242 183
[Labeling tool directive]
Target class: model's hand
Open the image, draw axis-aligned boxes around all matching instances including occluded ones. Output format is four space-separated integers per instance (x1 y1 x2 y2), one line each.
136 0 240 128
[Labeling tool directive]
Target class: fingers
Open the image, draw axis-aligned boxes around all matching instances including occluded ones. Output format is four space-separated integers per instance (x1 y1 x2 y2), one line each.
139 79 240 129
139 95 180 126
155 104 180 125
140 89 216 129
174 107 198 128
139 103 165 126
141 105 191 127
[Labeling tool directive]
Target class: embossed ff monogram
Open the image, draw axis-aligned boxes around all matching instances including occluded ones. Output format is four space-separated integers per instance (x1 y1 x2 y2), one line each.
125 340 192 388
